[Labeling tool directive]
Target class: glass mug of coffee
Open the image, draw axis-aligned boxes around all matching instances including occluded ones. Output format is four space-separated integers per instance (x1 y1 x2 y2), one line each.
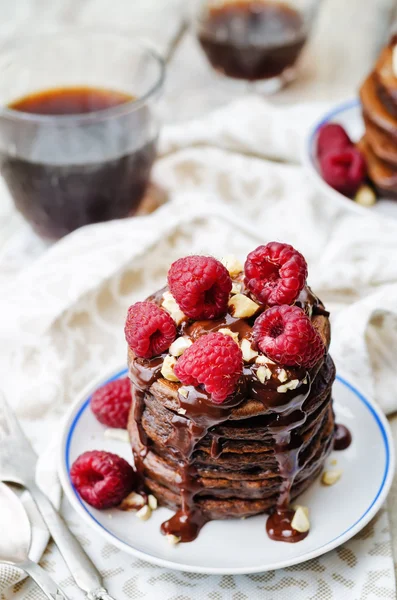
0 32 164 239
194 0 321 92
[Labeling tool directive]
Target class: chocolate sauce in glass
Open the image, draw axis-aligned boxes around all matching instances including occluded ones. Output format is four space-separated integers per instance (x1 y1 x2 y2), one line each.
334 423 352 451
128 285 333 543
1 86 157 239
197 0 307 81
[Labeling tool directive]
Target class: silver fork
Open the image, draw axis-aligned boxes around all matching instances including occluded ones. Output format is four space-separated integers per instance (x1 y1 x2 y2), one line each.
0 395 115 600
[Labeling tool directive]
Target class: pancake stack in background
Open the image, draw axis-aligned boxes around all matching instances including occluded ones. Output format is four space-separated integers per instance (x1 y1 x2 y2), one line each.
359 37 397 197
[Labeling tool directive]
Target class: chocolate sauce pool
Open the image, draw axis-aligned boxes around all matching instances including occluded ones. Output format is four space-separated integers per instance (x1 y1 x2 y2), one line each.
127 284 343 543
334 423 352 451
266 508 308 543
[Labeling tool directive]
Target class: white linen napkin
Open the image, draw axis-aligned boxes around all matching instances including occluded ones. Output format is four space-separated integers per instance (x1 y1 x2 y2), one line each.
0 97 396 598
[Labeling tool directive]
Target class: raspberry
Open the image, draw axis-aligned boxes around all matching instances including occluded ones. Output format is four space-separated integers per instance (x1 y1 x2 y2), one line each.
174 332 243 403
70 450 136 509
125 301 176 358
320 147 367 196
168 256 232 320
253 305 325 369
91 377 132 429
244 243 307 306
317 123 352 158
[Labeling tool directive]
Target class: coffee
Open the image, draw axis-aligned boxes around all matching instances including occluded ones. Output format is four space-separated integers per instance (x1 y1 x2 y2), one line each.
8 86 133 115
197 0 306 81
0 86 157 239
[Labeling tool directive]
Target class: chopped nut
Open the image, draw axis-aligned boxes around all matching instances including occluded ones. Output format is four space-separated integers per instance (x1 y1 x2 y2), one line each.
256 365 272 383
231 281 242 295
104 428 130 443
169 336 192 357
256 354 276 365
241 338 259 361
354 184 376 207
278 369 288 383
292 505 309 519
255 355 268 365
179 387 189 399
148 495 158 510
121 492 145 511
277 379 300 393
219 328 239 344
322 469 342 486
330 459 337 466
166 534 181 545
228 294 259 318
161 356 179 382
177 407 187 415
291 506 310 533
221 255 243 277
162 292 186 325
136 505 152 521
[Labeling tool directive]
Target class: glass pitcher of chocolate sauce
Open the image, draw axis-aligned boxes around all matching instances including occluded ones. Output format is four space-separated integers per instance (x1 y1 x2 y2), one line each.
0 33 164 239
194 0 321 93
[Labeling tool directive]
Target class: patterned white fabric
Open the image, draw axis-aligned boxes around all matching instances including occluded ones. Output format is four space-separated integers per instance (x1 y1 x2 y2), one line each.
0 97 396 598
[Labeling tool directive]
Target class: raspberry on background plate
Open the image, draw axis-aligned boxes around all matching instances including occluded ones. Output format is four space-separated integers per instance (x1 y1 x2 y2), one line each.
319 147 367 196
125 301 177 359
168 255 232 320
174 331 243 403
316 123 352 158
254 305 325 369
70 450 136 510
91 377 132 429
244 242 307 306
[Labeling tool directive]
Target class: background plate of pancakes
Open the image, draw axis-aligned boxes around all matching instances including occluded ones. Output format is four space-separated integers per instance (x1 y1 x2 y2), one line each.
58 365 394 575
305 43 397 223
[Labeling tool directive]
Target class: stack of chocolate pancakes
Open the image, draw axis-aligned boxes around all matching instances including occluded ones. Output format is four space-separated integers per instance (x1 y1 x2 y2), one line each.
126 249 336 543
359 39 397 196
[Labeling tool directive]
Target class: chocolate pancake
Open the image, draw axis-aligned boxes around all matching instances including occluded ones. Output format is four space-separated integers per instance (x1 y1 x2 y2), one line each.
358 42 397 196
127 281 336 543
363 114 397 167
357 136 397 197
360 73 397 138
373 45 397 119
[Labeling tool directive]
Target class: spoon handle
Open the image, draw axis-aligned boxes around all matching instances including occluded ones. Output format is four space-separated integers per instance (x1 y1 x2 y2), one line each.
19 557 69 599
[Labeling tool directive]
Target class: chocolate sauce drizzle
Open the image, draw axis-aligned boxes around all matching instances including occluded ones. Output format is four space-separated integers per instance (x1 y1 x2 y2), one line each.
129 357 163 481
266 507 309 543
128 285 337 543
334 423 352 451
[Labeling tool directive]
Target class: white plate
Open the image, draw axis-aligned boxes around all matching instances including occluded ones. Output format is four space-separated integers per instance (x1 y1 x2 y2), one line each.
303 99 397 220
58 366 394 575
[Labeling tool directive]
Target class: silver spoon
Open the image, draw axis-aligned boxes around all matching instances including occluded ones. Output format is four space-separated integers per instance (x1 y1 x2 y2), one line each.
0 483 69 599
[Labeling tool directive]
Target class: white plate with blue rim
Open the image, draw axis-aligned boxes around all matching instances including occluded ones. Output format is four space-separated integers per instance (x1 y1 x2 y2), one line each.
303 98 397 220
58 364 394 575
